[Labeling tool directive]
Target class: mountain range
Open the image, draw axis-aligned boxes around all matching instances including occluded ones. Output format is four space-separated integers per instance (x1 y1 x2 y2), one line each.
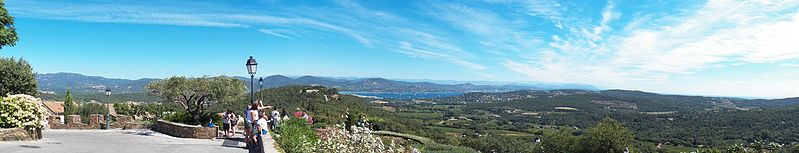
35 73 599 94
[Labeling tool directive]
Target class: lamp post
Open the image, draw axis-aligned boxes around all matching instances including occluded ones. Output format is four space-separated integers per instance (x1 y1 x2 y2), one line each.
258 77 264 91
104 88 111 130
246 56 258 104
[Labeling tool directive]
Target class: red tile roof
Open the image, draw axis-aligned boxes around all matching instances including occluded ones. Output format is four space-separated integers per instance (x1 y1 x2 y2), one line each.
43 102 65 115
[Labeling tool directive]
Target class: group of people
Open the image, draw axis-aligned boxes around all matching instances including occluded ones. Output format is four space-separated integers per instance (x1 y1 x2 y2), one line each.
207 100 315 153
244 101 309 153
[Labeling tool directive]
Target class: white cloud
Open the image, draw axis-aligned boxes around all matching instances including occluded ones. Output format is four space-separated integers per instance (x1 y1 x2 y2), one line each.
429 2 543 54
484 0 566 28
505 0 799 97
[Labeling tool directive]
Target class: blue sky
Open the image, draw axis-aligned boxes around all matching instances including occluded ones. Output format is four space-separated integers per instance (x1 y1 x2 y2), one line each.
2 0 799 98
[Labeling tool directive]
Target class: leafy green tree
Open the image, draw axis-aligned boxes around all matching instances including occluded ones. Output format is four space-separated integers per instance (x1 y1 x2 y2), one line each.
146 76 245 124
0 0 18 49
581 117 635 153
76 103 108 123
63 89 76 121
0 58 37 96
542 128 580 153
113 103 134 115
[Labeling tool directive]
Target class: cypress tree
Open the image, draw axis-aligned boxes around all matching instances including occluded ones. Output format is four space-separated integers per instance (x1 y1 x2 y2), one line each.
63 89 76 121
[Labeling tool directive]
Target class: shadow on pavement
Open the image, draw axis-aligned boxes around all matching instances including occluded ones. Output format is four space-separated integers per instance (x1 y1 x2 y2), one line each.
221 137 247 149
122 131 156 136
19 145 42 149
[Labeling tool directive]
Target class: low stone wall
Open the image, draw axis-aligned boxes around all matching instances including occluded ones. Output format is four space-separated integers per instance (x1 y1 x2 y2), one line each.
48 114 105 129
48 114 149 129
151 120 216 139
0 128 40 141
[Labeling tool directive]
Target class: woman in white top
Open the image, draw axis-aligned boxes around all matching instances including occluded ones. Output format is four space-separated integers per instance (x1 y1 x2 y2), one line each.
250 111 268 153
270 109 280 130
247 103 260 153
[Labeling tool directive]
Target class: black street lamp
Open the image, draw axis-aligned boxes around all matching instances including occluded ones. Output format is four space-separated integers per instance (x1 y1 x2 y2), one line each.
104 88 111 130
258 77 264 91
246 56 258 104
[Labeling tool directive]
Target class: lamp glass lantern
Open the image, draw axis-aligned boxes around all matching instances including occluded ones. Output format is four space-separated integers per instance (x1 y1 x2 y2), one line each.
105 88 112 96
246 56 258 76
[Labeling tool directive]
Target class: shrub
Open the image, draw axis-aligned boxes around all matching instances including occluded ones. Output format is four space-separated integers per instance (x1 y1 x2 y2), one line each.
276 118 318 153
418 143 478 153
0 94 46 130
0 58 37 96
76 103 108 123
162 111 192 124
314 124 406 153
462 134 541 153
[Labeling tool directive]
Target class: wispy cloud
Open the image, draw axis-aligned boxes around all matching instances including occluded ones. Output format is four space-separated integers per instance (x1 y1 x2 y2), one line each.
9 0 799 97
8 1 373 46
428 1 543 54
503 0 799 96
257 29 292 39
397 41 486 70
10 3 248 27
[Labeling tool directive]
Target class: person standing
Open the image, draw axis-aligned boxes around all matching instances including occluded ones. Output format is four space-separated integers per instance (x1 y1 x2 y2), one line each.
243 105 252 147
258 112 269 136
270 108 280 130
247 103 261 153
229 112 238 137
222 110 231 137
250 112 268 153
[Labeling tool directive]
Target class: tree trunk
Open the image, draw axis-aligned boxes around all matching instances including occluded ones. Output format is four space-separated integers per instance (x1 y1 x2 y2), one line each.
191 111 201 125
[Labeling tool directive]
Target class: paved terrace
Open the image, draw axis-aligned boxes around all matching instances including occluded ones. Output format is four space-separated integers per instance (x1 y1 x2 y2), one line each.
0 129 278 153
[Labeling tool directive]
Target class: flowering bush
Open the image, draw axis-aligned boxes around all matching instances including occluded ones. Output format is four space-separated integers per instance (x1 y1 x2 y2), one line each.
275 116 409 153
0 94 46 130
314 124 406 153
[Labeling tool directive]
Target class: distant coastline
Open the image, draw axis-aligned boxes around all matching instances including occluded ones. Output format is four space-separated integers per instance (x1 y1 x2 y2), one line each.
340 91 464 100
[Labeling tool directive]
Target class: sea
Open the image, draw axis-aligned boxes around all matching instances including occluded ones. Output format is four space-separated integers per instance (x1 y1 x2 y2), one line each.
339 91 464 99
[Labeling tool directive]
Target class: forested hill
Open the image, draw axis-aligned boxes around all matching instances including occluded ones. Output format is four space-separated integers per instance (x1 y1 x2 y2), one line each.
36 73 597 94
435 89 799 111
37 73 157 94
232 75 556 92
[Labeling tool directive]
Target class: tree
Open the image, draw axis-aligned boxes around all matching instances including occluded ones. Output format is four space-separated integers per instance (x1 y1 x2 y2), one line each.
146 76 245 124
113 103 133 115
582 117 635 153
0 0 18 49
0 58 37 96
63 89 76 121
542 128 580 153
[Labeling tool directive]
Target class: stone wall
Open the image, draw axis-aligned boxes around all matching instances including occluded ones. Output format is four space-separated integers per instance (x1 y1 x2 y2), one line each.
151 120 216 139
110 115 148 129
0 128 40 141
47 114 149 129
49 114 101 129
